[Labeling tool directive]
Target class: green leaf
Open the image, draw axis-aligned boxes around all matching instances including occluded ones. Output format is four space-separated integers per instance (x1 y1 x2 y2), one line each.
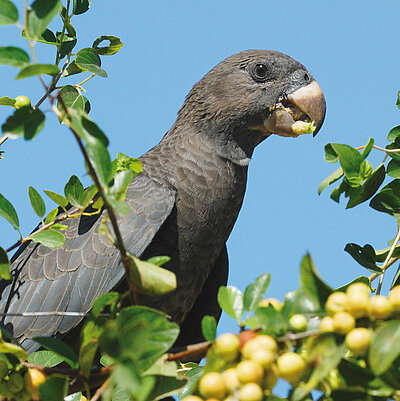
217 286 244 322
0 46 30 67
299 253 332 309
86 142 113 188
68 109 108 146
391 264 400 288
282 287 323 318
0 341 27 360
2 107 45 140
28 186 46 218
57 85 89 122
26 0 62 40
93 35 124 55
369 320 400 375
361 137 374 159
28 350 64 367
324 143 338 163
292 334 346 401
0 0 18 25
387 159 400 178
62 60 83 77
33 337 79 369
0 247 11 280
253 305 287 336
127 253 177 296
91 292 119 317
44 207 60 224
28 229 65 248
73 0 91 15
146 256 170 266
318 167 343 195
330 143 364 186
64 175 85 208
336 276 371 292
370 187 400 217
178 365 203 399
16 63 59 79
76 47 107 77
0 96 16 107
38 374 68 401
243 272 271 313
346 163 386 208
344 243 381 273
201 315 217 342
387 125 400 142
56 29 77 59
64 393 83 401
100 306 179 371
109 170 135 199
115 153 142 175
22 28 57 45
44 190 68 208
0 192 19 230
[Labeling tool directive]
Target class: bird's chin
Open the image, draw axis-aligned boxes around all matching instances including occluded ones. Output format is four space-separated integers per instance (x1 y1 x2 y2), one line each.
261 80 326 138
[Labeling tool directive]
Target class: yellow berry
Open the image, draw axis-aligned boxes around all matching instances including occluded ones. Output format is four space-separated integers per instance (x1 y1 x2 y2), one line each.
346 291 370 319
199 372 227 400
346 282 370 297
370 295 392 320
81 396 88 401
277 352 306 384
259 298 283 311
236 360 264 384
238 331 258 348
332 311 355 335
345 328 371 356
242 335 277 360
14 95 31 109
289 314 307 331
319 316 335 333
238 383 263 401
222 368 240 392
25 368 47 397
214 333 239 362
250 348 275 368
181 396 203 401
389 286 400 313
325 292 347 315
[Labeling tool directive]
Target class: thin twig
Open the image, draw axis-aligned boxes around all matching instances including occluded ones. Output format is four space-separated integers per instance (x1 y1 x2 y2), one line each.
90 378 110 401
277 329 319 342
355 144 400 154
167 341 211 361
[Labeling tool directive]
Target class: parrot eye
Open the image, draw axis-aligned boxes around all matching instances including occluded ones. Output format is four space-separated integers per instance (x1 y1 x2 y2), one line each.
304 72 311 83
251 63 270 82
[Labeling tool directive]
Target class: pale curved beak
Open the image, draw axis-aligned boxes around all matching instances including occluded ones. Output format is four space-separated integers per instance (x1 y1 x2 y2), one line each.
263 80 326 138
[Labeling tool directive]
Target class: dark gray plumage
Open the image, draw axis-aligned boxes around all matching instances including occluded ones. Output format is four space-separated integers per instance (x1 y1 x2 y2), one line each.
0 50 326 352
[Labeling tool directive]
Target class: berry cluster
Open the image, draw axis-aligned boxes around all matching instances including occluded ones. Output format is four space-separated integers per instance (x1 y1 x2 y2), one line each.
320 282 400 356
182 331 306 401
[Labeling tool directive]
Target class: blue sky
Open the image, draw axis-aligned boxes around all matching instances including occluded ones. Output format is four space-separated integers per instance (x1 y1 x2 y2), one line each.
1 1 400 348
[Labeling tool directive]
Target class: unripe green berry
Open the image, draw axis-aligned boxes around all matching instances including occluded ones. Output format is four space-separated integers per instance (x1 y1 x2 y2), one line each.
289 314 307 331
199 372 226 400
325 292 347 315
319 316 335 333
236 360 264 384
9 372 25 393
332 311 355 335
263 363 279 391
345 328 371 356
14 95 31 109
277 352 306 384
0 380 14 398
0 360 8 379
370 295 392 320
214 333 239 362
238 383 263 401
